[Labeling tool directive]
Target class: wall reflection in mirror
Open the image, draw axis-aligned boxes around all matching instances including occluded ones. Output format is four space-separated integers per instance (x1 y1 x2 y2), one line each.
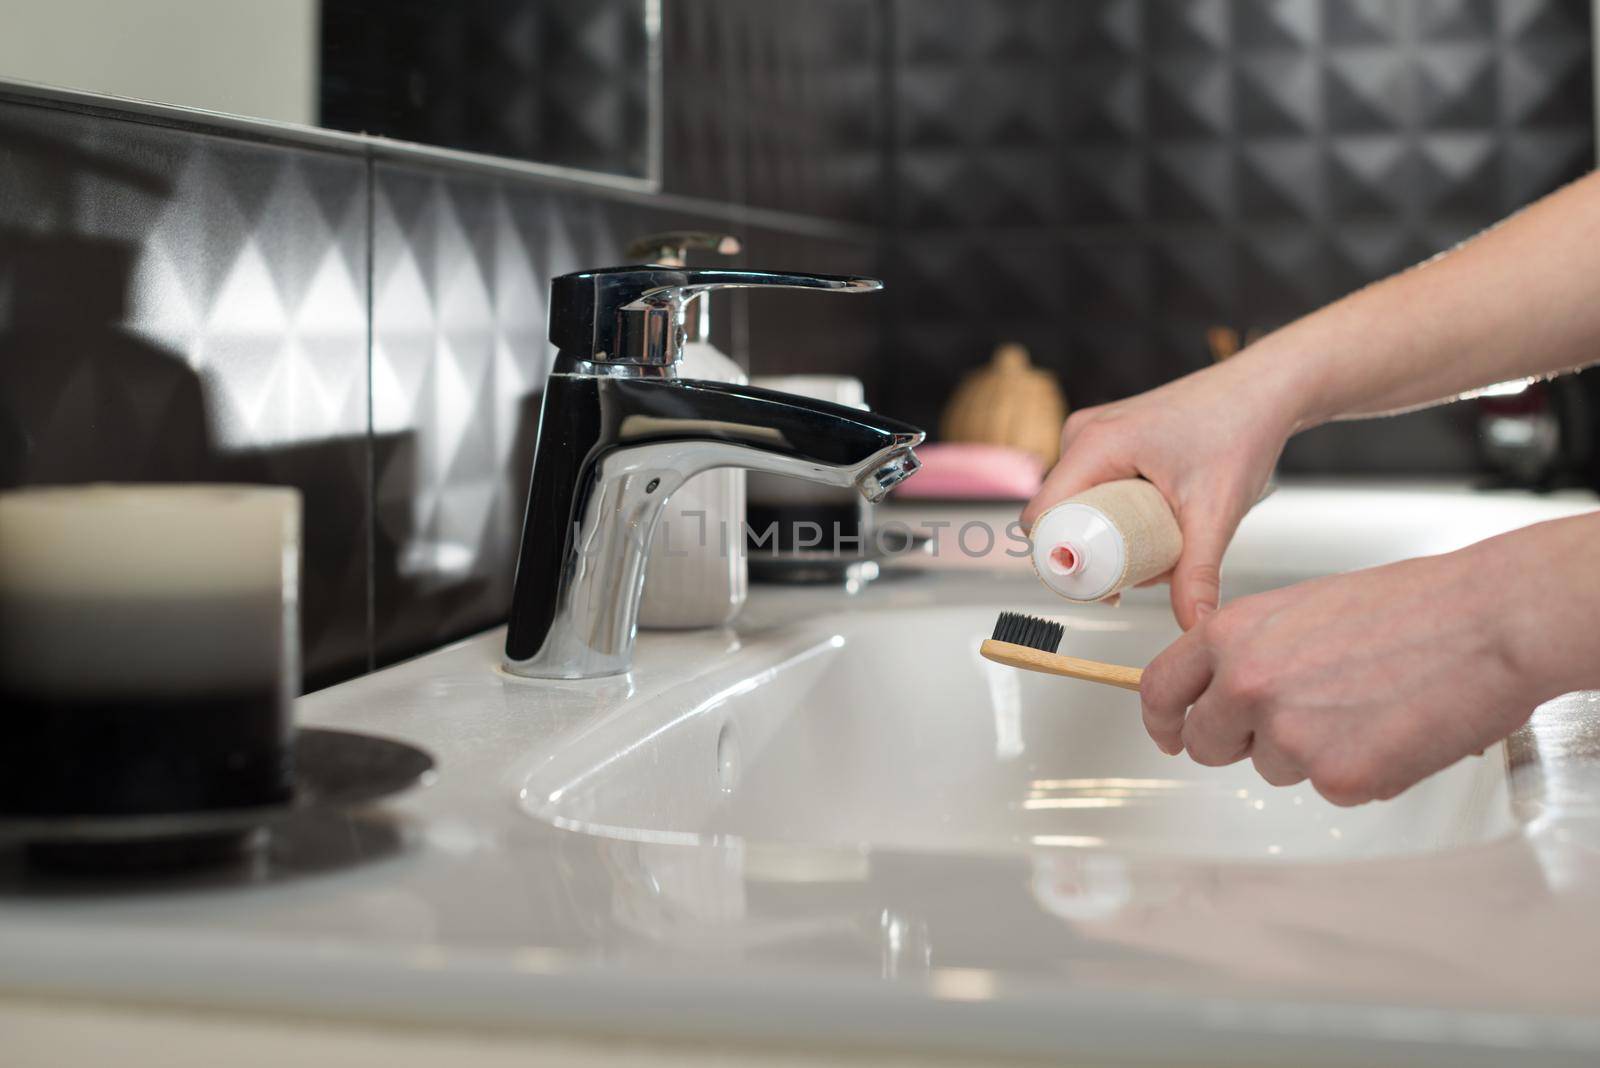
0 0 659 182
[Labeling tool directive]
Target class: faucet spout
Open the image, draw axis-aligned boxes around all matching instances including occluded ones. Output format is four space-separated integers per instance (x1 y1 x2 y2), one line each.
857 441 922 501
504 373 923 679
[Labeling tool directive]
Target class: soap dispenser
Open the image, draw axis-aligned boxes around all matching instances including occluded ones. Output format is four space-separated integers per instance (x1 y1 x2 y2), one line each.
626 231 749 629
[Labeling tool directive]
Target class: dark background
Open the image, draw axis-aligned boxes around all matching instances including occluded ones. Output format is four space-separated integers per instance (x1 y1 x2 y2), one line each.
320 0 654 178
0 0 1593 689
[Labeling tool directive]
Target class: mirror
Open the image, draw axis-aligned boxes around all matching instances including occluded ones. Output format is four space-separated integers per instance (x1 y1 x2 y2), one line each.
0 0 660 187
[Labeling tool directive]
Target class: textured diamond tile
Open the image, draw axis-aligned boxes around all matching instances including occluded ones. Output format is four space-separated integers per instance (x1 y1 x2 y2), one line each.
4 0 1596 702
1064 241 1151 325
1150 143 1235 223
661 0 743 203
899 148 1059 228
1237 230 1332 316
1326 135 1410 216
1152 236 1237 321
367 148 885 664
1417 0 1499 41
1502 0 1591 41
1324 50 1411 134
882 0 1594 476
0 98 371 689
1505 128 1592 205
894 1 1062 231
1501 32 1591 128
1062 143 1146 224
1416 42 1498 128
1233 0 1320 50
1066 320 1171 405
1238 141 1322 222
1415 132 1501 217
1063 63 1146 145
739 227 885 386
1069 0 1144 58
1331 220 1429 280
320 0 652 179
665 0 886 221
1324 0 1406 45
1235 53 1319 136
370 162 629 666
744 0 887 221
1151 0 1232 53
1149 56 1234 137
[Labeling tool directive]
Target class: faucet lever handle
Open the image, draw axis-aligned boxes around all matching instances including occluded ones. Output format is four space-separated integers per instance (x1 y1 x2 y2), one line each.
549 266 882 368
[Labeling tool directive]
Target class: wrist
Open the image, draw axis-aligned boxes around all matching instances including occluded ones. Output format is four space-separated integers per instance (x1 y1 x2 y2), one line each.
1217 331 1333 438
1229 273 1428 432
1467 517 1600 701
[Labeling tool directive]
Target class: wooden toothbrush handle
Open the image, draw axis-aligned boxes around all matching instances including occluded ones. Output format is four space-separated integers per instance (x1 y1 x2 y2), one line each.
980 639 1144 692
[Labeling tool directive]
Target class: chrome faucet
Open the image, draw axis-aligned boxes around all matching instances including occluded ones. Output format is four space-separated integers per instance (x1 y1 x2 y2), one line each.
504 266 924 679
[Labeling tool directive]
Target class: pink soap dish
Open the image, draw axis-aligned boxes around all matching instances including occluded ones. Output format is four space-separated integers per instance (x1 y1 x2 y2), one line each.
892 442 1045 502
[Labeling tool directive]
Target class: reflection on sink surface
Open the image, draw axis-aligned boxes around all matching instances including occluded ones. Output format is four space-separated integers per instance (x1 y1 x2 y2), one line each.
523 605 1515 861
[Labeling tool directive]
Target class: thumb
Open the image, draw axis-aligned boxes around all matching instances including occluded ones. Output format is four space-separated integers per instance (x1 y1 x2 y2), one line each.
1169 509 1237 631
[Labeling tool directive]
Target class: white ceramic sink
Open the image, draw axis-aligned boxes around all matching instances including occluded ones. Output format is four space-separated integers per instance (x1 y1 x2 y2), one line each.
523 602 1516 861
9 484 1600 1066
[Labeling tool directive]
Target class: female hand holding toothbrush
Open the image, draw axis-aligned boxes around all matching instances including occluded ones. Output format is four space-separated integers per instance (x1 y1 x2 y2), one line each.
1025 169 1600 805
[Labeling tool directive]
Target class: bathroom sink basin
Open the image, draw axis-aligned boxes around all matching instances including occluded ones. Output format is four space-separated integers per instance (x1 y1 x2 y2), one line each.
523 603 1516 861
8 484 1596 1067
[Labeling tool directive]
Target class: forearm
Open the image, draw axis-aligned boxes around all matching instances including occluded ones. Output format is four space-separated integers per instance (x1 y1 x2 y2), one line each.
1229 169 1600 431
1478 510 1600 701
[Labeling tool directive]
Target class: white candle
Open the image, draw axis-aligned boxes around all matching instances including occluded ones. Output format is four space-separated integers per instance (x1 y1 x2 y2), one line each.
0 484 303 816
0 484 301 700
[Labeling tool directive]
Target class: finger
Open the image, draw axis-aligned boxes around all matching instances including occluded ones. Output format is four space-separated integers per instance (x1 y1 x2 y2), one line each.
1140 629 1213 755
1058 409 1095 451
1250 739 1307 787
1021 446 1129 532
1181 693 1254 767
1169 505 1241 631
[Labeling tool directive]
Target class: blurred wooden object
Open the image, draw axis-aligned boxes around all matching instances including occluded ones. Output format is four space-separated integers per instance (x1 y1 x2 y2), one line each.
1206 326 1241 362
940 343 1067 466
1206 325 1264 363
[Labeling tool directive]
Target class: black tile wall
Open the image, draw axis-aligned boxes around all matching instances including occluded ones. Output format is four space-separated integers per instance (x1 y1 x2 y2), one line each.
879 0 1597 472
364 164 881 666
4 0 1592 688
0 0 887 681
663 0 889 222
367 162 626 664
320 0 654 179
355 0 889 666
738 1 887 223
0 98 372 690
737 227 884 385
662 0 747 205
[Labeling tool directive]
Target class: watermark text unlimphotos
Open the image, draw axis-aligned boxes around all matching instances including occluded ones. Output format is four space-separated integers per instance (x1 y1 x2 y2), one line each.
606 511 1032 559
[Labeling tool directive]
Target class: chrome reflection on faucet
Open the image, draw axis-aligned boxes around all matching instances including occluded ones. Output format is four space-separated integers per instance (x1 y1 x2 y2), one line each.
505 266 925 679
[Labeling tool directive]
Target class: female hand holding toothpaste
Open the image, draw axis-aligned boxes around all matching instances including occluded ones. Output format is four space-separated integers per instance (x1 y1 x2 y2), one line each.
1023 169 1600 806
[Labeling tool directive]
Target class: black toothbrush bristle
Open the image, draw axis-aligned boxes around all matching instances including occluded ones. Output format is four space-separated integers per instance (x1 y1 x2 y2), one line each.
992 611 1064 653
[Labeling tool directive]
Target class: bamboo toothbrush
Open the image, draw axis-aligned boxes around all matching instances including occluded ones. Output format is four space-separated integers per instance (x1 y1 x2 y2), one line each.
980 611 1144 692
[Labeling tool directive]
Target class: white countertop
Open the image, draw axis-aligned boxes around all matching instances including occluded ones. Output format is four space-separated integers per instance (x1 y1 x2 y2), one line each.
6 481 1600 1066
